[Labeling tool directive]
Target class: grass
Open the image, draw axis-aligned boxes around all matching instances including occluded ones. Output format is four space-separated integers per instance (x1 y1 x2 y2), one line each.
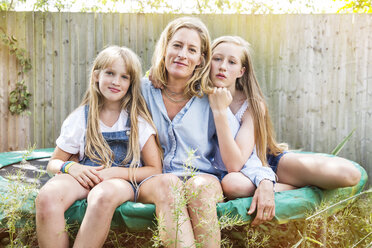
0 141 371 247
0 175 370 247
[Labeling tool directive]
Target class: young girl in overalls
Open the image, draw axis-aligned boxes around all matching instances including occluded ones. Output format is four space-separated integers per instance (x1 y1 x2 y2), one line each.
209 36 361 226
35 46 162 248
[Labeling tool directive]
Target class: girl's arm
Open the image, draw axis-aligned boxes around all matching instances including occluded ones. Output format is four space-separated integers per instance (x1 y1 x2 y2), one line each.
209 88 255 172
48 146 103 189
98 135 162 182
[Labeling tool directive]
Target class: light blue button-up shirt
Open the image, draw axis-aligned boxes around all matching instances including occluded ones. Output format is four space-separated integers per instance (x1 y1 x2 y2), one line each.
141 78 220 177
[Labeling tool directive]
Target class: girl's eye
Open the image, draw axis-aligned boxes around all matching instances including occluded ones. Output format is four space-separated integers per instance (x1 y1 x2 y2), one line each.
189 48 197 53
173 43 181 48
106 71 113 75
229 60 236 65
122 75 129 79
212 57 221 61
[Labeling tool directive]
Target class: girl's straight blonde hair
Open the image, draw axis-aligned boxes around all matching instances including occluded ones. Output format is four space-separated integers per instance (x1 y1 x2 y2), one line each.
211 36 287 166
151 16 213 97
80 46 162 176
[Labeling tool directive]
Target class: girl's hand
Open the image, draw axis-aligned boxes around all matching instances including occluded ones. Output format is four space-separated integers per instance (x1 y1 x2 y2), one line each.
248 179 275 226
67 163 104 189
208 87 232 113
96 168 118 181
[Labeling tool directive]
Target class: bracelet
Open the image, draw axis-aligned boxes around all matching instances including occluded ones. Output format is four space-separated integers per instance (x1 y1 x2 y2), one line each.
60 161 76 173
64 161 76 173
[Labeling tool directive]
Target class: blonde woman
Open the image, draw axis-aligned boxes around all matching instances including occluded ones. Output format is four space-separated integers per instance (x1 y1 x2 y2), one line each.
209 36 361 226
35 46 162 247
138 17 223 248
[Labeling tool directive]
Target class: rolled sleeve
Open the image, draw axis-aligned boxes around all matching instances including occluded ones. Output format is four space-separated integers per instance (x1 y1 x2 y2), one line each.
241 166 276 187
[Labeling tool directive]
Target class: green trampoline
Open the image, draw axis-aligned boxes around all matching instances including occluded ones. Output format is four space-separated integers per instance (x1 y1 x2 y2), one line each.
0 148 368 231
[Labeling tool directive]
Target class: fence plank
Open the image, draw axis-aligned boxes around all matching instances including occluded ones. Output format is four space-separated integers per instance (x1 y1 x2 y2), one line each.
6 12 17 151
0 13 371 183
0 12 8 152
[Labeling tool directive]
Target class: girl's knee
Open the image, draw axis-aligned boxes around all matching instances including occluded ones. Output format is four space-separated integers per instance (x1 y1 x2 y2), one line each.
221 173 255 199
342 163 361 187
36 187 64 217
87 186 133 210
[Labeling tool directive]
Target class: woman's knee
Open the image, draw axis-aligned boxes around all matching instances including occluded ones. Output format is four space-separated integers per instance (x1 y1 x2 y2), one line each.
155 174 183 204
186 175 222 204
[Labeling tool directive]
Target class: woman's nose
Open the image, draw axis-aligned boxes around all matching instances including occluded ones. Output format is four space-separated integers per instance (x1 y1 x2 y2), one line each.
178 47 187 59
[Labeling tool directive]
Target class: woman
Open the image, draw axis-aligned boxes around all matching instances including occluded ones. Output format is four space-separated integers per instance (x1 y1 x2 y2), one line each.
138 17 222 248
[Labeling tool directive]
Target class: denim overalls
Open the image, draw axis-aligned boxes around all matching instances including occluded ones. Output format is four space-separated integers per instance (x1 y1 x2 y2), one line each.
79 105 131 168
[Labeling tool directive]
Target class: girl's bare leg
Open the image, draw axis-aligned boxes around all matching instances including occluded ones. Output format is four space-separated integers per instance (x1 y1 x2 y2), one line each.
186 174 223 248
221 172 256 200
36 174 89 248
73 179 134 248
276 153 361 189
137 174 195 248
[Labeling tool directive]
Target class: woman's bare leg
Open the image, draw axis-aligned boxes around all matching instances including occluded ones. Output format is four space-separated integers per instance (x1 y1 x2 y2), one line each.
73 179 134 248
186 174 223 248
36 174 89 248
276 153 361 189
137 174 195 248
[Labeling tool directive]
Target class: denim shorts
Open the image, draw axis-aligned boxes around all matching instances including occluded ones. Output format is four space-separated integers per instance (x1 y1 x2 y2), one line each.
267 151 288 173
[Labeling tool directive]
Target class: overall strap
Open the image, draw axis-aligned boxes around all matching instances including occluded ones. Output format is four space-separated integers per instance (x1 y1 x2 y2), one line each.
84 105 89 127
125 111 131 129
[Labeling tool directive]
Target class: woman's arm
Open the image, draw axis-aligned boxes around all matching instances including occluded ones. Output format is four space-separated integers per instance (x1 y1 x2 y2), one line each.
209 87 255 172
98 135 162 182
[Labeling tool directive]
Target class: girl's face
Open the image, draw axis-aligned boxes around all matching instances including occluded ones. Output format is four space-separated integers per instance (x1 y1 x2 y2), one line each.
95 57 130 106
164 28 202 82
210 42 245 91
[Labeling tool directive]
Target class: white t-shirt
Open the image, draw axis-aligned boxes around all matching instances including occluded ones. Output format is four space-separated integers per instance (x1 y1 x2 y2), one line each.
56 105 156 161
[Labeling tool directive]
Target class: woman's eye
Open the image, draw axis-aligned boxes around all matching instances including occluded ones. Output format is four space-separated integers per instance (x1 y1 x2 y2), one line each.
173 44 181 48
106 71 113 75
229 60 236 65
212 57 221 61
189 48 196 53
122 75 129 79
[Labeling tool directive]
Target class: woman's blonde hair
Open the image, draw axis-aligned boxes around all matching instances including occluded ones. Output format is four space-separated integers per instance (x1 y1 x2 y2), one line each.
211 36 287 165
81 46 162 175
151 16 212 97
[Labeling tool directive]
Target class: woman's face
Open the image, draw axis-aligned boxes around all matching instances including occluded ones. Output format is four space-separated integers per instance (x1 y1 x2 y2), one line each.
164 28 202 82
210 42 245 91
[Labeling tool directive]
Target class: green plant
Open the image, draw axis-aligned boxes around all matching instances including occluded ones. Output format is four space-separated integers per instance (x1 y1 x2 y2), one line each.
331 128 356 156
1 29 33 116
8 80 32 115
0 29 32 74
0 170 39 247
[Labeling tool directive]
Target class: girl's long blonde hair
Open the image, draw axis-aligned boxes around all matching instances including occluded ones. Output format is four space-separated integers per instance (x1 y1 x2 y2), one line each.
211 36 287 166
151 16 212 97
81 46 162 172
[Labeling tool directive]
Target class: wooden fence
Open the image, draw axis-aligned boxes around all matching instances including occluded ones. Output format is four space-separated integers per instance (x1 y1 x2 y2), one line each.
0 12 371 183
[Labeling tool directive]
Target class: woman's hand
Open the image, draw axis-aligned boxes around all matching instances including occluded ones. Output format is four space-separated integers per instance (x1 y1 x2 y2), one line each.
148 67 163 89
67 163 104 189
208 87 232 114
248 179 275 226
